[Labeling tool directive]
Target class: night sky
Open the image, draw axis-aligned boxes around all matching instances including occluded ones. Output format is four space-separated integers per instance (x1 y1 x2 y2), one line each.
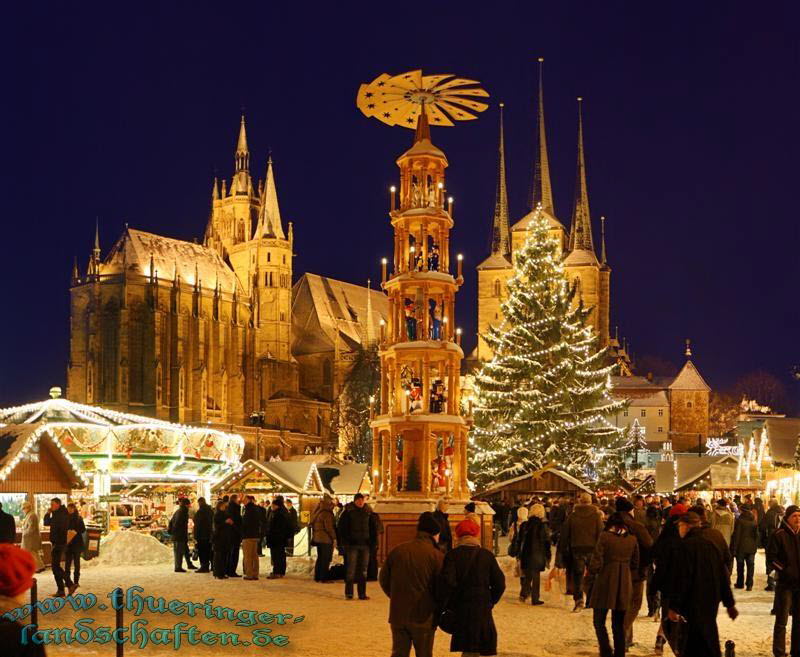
3 2 798 405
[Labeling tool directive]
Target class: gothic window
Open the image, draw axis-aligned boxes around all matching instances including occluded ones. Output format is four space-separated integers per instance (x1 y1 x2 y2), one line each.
280 312 286 322
237 221 245 242
687 401 693 408
283 254 286 264
99 300 120 403
641 409 647 417
267 252 271 262
493 279 501 297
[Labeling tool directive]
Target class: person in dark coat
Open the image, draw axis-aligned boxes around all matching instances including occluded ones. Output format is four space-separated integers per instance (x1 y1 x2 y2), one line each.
379 512 444 657
559 492 604 611
226 494 242 577
43 497 70 596
310 494 337 582
767 504 800 657
0 544 46 657
548 497 568 548
193 497 214 573
0 503 16 544
168 498 193 572
212 500 233 579
616 497 653 648
64 503 85 594
669 512 737 657
586 513 639 657
690 504 734 577
730 509 758 590
241 495 262 580
644 504 662 617
266 496 291 579
338 493 377 599
763 498 784 591
285 499 300 556
651 505 686 654
439 519 505 656
257 501 268 557
432 499 453 553
517 503 551 605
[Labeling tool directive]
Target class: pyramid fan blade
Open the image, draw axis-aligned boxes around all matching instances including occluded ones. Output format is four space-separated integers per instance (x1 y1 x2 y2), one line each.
439 86 490 98
432 77 480 91
388 70 423 91
439 97 489 112
422 74 454 88
435 100 478 121
426 103 454 127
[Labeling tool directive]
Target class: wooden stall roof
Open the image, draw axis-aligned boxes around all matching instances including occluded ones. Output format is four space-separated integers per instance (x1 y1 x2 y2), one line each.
0 424 89 492
212 459 325 495
481 467 593 498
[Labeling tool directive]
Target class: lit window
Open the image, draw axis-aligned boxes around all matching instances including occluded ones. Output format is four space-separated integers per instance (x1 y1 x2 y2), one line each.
658 409 664 417
658 426 663 433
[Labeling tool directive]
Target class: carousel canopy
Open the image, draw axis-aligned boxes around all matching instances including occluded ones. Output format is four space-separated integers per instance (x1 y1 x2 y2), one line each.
0 389 244 484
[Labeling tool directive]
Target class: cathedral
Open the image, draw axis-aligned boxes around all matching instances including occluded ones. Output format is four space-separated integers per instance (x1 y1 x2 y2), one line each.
67 117 386 458
472 62 710 452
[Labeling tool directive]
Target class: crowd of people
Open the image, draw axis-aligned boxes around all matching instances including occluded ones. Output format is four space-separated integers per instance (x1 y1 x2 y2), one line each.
502 491 792 657
3 490 799 657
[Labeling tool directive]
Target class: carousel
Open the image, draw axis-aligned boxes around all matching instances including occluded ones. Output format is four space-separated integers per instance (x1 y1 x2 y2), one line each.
0 388 244 503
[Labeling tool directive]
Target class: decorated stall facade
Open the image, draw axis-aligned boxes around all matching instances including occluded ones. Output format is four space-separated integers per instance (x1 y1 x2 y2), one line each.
0 389 245 501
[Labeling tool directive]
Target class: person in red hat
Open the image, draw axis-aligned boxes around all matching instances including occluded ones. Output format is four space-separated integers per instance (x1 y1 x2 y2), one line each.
0 543 45 656
439 519 505 657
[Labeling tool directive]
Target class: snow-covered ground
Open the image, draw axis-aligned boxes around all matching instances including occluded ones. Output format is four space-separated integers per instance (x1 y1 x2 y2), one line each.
22 547 774 656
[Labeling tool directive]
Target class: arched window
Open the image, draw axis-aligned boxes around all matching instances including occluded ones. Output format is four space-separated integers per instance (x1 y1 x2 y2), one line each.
267 252 271 262
493 279 501 297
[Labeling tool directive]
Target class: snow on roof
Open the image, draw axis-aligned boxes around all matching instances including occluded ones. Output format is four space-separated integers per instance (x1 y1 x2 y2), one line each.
102 228 241 294
562 248 599 267
477 252 512 271
763 418 800 465
669 360 710 391
214 459 324 494
0 424 90 488
675 454 738 490
292 273 389 356
614 391 669 406
510 208 565 233
319 464 370 495
482 467 592 495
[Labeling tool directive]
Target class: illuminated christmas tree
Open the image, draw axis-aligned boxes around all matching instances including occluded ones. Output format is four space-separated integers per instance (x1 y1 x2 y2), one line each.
471 207 625 488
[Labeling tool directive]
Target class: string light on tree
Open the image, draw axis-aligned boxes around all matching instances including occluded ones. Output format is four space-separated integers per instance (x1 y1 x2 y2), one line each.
470 205 625 488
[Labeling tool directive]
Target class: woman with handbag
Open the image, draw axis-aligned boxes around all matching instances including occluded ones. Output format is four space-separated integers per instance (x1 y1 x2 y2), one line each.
518 504 551 605
586 512 639 657
439 519 506 657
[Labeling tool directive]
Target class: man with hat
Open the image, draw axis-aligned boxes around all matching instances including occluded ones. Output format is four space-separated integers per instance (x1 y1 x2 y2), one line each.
379 511 444 657
768 504 800 657
668 512 737 657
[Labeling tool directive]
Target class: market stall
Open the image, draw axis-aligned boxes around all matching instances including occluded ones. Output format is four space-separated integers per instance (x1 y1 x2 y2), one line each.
478 465 592 505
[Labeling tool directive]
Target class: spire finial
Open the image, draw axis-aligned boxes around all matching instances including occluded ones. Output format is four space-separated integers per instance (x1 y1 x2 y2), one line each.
685 338 692 359
530 57 555 214
568 96 595 255
211 177 219 201
414 100 431 143
235 114 249 173
600 215 607 265
93 217 101 257
71 256 79 284
489 103 511 257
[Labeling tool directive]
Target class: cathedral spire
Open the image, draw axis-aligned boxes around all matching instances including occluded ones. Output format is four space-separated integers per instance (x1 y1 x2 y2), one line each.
490 103 510 257
235 115 249 173
530 57 554 214
211 177 219 201
568 97 595 254
71 256 79 285
365 278 375 346
600 215 607 265
254 155 284 239
93 218 101 260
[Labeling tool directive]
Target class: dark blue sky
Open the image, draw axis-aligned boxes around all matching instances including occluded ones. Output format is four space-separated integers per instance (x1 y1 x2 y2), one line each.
2 2 798 404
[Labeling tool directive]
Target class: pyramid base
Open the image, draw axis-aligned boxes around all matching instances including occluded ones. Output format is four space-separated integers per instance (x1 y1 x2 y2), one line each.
372 496 495 564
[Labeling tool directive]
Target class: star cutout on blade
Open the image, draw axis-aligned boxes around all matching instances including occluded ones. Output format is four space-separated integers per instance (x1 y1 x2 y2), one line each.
367 103 375 109
383 112 390 118
406 117 414 124
377 81 385 87
365 92 373 98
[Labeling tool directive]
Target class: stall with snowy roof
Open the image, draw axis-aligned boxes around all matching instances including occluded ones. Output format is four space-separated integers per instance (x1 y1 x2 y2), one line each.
477 464 593 504
0 388 244 505
212 459 326 521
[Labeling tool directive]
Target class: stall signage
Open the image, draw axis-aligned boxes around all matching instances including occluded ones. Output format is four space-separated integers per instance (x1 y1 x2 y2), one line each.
705 438 742 457
99 494 121 503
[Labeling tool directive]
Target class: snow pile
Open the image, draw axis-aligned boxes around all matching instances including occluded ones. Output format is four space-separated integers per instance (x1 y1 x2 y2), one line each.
87 530 172 567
